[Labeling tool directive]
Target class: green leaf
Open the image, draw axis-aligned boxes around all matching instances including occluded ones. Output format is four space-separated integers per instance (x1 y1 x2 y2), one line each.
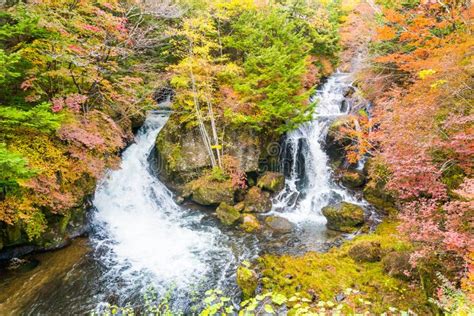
264 304 275 314
271 293 287 305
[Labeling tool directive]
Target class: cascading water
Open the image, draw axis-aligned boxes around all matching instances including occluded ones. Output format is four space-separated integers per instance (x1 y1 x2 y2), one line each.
273 72 364 225
91 111 241 309
0 71 372 315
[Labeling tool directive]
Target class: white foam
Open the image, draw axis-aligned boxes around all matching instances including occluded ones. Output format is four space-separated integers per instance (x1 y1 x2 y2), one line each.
273 73 362 224
92 113 222 290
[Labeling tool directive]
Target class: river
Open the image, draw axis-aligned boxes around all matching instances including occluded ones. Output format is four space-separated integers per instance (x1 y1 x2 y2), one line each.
0 71 371 315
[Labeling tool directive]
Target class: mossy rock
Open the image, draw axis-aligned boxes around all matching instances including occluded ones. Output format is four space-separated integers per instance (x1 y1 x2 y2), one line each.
348 241 382 262
240 214 261 232
216 202 241 226
382 251 414 281
155 115 210 186
325 116 353 164
340 170 366 189
237 265 258 299
321 202 365 232
362 158 397 215
185 176 235 206
257 172 285 193
256 221 430 314
264 216 293 234
5 222 25 246
363 185 397 216
243 187 272 213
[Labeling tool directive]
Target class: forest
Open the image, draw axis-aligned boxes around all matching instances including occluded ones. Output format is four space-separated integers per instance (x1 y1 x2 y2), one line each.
0 0 472 315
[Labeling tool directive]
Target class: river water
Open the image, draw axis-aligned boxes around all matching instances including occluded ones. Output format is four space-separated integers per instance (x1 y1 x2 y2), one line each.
0 72 370 314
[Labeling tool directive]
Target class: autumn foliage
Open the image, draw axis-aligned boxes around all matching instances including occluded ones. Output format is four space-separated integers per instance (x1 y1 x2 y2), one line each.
0 0 160 239
362 0 473 300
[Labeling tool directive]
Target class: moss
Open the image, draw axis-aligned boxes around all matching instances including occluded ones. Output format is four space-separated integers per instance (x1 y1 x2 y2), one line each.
243 186 272 213
237 265 258 299
321 202 365 232
216 202 241 226
256 222 429 313
348 241 382 262
240 214 261 232
257 172 285 193
185 174 236 206
6 222 24 246
340 170 366 188
58 211 72 235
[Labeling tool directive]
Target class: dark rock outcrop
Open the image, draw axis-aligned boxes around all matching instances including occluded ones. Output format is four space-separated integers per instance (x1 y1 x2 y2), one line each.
155 114 281 188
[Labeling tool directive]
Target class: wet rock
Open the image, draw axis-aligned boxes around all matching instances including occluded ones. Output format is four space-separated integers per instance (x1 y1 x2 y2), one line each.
243 187 272 213
343 86 356 98
265 216 293 234
325 116 353 166
257 172 285 193
236 265 258 299
382 251 414 280
340 170 366 189
185 176 235 206
348 241 382 262
175 195 185 205
240 214 261 232
322 202 365 233
156 114 280 187
216 202 241 226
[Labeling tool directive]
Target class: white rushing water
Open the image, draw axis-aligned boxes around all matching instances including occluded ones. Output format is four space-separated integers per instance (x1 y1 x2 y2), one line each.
272 72 362 224
89 71 368 310
91 111 235 301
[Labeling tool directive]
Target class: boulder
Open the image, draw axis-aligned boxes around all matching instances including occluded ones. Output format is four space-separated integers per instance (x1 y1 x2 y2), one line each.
257 172 285 193
236 265 258 299
325 117 353 166
348 241 382 262
321 202 365 233
243 187 272 213
156 114 281 187
382 251 414 280
363 185 397 216
340 170 366 189
240 214 261 232
156 115 210 185
362 158 398 215
185 176 235 206
216 202 241 226
265 216 293 234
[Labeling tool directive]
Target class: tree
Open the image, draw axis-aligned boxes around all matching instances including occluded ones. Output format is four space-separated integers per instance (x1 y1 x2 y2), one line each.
0 143 35 196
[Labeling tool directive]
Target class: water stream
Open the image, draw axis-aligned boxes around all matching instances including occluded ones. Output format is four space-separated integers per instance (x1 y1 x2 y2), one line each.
0 71 370 314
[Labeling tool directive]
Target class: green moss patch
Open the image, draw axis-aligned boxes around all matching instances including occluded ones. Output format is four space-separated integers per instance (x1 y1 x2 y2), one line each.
256 222 431 314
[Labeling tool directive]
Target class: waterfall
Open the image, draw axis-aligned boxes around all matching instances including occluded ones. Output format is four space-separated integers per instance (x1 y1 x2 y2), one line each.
272 72 362 224
91 111 237 307
88 71 368 311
